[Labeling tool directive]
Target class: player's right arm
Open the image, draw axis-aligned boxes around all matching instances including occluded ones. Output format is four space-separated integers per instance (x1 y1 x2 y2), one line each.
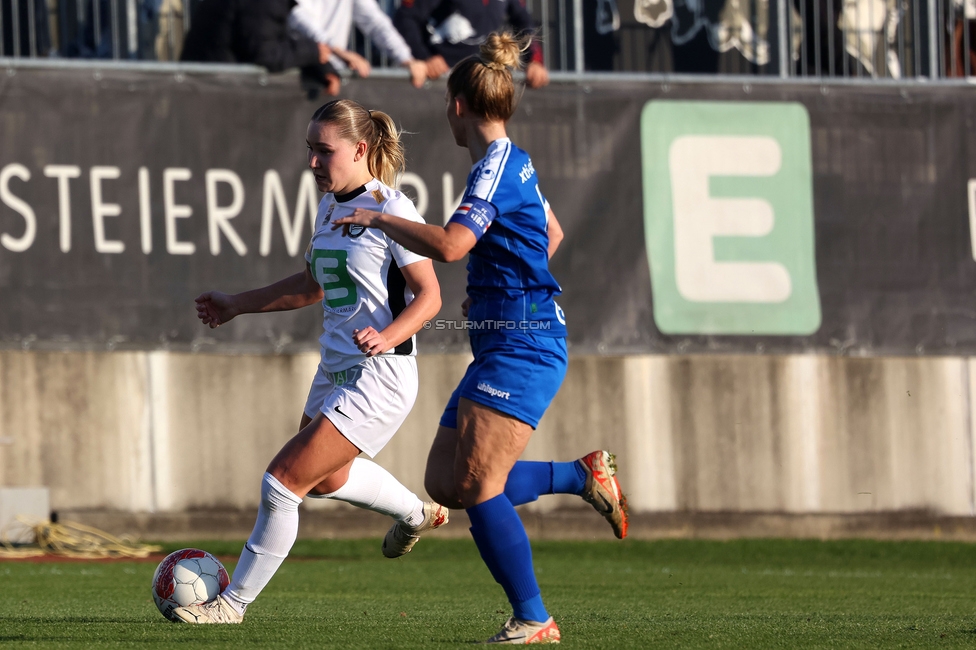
195 265 324 328
334 212 476 264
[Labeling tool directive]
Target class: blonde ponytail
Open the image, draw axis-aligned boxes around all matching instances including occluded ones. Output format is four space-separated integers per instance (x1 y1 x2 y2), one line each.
366 110 405 188
309 99 405 187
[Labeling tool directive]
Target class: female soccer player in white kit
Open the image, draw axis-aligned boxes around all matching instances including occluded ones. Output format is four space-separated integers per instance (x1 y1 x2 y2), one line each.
175 99 448 624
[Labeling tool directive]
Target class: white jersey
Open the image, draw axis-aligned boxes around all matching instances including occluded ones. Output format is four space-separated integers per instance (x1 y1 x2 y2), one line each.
304 179 427 372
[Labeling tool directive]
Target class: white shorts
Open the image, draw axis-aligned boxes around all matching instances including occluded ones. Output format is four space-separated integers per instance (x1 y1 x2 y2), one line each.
303 355 418 458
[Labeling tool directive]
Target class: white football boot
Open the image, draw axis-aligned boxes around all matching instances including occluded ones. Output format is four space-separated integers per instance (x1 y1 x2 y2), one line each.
485 616 561 644
172 595 243 624
382 501 450 558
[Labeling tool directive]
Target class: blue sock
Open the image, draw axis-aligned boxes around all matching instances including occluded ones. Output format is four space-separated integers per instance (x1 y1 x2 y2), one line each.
505 461 586 506
467 494 549 623
552 461 587 496
504 461 551 505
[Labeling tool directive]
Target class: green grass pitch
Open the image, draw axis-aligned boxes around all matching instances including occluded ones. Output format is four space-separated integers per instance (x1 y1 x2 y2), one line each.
1 537 975 648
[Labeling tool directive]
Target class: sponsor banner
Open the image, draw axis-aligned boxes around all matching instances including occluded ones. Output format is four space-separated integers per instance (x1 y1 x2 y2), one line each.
0 70 975 355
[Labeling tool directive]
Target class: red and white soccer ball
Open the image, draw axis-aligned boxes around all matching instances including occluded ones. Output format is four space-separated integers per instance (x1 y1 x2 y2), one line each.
151 548 230 621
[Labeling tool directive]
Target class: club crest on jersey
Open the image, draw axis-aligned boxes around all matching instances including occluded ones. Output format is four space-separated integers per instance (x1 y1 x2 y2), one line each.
322 203 336 224
348 225 366 238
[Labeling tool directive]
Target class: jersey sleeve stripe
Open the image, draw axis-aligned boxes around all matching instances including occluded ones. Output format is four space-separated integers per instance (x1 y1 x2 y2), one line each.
485 142 512 203
468 141 512 203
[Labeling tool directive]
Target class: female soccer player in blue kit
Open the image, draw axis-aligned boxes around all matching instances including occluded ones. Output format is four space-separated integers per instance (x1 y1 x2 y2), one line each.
333 33 629 644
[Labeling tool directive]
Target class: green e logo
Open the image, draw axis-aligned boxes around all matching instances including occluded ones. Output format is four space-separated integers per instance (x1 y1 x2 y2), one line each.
641 100 821 335
311 249 358 308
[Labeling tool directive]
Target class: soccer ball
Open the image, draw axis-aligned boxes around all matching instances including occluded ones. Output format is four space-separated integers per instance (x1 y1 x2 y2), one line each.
151 548 230 621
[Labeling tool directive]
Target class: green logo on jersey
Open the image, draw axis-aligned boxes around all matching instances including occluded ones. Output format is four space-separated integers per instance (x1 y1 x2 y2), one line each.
640 100 821 335
311 249 358 308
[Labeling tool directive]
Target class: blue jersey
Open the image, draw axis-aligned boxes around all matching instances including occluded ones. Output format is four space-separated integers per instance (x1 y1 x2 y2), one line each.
448 138 566 338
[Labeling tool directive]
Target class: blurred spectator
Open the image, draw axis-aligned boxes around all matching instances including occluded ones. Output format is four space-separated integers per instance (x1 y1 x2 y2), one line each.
1 0 51 56
392 0 550 87
635 0 673 28
139 0 163 59
838 0 902 77
634 0 801 74
794 0 845 75
289 0 427 88
946 0 975 76
671 0 724 72
59 0 153 60
155 0 184 60
180 0 341 95
634 0 727 72
584 0 620 70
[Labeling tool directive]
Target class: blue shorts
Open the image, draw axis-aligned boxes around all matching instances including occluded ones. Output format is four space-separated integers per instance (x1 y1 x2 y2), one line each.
439 332 568 429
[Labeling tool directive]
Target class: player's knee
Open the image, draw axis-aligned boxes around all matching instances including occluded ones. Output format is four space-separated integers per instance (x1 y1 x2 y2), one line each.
260 471 302 511
424 468 460 509
306 484 330 498
455 470 509 509
454 474 485 509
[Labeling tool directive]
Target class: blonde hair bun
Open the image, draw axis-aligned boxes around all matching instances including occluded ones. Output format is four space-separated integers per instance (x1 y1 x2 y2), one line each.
448 31 534 123
480 31 528 71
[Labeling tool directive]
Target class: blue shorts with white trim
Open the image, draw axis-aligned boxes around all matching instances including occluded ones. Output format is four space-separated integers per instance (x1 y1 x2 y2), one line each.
439 332 568 429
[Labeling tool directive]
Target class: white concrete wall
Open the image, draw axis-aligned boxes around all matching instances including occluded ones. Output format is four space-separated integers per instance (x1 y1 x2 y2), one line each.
0 351 973 516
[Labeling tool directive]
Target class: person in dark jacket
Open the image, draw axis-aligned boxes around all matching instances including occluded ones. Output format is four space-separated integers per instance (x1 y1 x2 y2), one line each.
181 0 341 94
392 0 549 87
1 0 51 57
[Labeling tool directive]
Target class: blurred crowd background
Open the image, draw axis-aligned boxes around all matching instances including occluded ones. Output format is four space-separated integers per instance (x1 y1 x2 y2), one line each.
1 0 973 83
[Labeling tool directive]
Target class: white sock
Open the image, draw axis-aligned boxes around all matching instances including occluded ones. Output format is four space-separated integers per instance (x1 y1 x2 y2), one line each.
223 472 303 614
307 458 425 526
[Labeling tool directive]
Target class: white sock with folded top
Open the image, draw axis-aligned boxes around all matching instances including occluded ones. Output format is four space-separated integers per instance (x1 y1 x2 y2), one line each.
222 472 303 615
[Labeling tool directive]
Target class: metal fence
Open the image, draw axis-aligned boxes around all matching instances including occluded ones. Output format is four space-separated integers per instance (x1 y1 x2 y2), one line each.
0 0 973 77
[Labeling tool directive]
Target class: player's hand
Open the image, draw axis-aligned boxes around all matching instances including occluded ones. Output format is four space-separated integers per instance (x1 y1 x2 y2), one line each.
425 55 449 80
338 50 371 77
405 59 427 88
317 43 333 65
461 296 472 318
525 62 550 89
195 291 238 328
332 208 382 235
324 72 342 96
352 327 390 356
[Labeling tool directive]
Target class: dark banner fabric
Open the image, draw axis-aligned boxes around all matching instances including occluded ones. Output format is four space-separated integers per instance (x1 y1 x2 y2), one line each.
1 69 975 355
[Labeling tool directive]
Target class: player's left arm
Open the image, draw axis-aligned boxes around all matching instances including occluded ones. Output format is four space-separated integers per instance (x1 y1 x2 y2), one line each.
352 259 442 357
547 208 563 259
